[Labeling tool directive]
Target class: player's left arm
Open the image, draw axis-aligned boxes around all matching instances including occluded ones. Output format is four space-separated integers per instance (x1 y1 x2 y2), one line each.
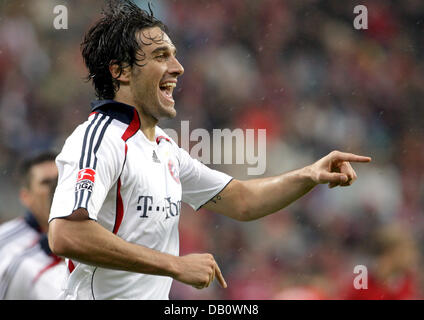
202 151 371 221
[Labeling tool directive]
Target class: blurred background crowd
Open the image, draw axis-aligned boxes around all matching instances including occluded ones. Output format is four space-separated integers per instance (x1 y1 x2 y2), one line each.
0 0 423 299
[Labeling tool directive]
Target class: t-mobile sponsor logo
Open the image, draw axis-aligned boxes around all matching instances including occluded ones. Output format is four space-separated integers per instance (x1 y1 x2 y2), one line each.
137 195 181 220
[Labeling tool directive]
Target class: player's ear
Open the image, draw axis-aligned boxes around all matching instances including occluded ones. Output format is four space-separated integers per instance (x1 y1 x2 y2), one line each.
109 61 131 83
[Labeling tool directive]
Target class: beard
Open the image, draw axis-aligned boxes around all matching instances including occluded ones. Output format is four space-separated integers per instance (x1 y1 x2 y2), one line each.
131 80 177 121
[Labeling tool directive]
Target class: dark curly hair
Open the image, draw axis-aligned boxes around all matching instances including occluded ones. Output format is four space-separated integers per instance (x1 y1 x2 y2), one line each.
81 0 168 100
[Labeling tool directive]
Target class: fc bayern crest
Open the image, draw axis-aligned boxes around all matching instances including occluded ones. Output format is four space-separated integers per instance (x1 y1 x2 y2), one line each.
168 159 180 184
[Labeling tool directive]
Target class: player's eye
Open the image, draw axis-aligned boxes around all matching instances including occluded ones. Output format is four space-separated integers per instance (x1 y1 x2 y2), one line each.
155 53 168 60
40 178 57 186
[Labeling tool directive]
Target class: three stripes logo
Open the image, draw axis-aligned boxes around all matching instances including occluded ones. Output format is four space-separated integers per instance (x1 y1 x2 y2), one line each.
73 112 112 211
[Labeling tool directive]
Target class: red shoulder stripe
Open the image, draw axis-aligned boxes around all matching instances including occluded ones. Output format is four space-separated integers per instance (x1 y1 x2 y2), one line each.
121 109 140 141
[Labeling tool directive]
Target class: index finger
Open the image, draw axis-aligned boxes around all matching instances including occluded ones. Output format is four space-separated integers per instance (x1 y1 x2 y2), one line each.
214 262 227 288
332 152 372 163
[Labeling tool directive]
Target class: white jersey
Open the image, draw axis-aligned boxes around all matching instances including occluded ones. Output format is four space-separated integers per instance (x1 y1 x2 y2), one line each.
0 214 66 300
49 100 233 300
0 215 39 278
0 235 66 300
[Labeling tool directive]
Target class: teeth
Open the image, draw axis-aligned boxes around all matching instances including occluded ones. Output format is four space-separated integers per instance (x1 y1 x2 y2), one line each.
160 82 176 88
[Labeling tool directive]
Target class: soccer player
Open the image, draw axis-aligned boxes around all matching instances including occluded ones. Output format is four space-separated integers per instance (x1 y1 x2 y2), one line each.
48 1 371 300
0 152 66 299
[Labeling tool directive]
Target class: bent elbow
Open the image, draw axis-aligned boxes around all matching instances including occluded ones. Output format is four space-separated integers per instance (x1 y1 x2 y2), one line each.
48 219 72 257
48 237 64 257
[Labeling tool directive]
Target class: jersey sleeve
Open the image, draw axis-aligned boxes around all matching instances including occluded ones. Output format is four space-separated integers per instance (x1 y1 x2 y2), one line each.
178 146 233 211
49 119 124 222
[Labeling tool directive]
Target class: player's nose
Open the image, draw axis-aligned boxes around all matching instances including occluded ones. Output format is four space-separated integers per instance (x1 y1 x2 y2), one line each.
168 55 184 77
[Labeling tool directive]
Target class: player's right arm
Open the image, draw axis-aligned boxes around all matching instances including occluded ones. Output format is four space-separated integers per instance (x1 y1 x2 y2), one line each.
49 210 226 289
48 115 225 289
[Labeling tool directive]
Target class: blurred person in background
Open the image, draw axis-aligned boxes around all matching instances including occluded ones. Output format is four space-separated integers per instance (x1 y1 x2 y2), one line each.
273 269 331 300
341 223 422 300
0 152 66 299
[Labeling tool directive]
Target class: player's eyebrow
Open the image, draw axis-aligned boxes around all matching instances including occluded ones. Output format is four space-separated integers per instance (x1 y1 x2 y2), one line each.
151 45 177 56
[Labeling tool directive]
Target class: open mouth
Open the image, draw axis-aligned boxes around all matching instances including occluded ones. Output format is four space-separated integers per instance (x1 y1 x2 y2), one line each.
159 82 176 104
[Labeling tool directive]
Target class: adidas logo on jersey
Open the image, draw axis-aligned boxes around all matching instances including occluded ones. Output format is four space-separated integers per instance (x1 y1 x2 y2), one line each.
152 150 161 163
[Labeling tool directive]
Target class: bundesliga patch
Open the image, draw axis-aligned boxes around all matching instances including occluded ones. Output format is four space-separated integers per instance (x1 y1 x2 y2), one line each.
75 168 96 192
